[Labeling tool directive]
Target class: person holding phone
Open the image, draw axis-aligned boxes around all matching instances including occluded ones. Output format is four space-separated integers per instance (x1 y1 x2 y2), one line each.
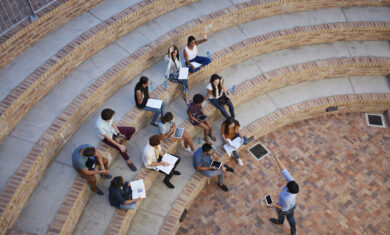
183 35 211 73
269 155 299 235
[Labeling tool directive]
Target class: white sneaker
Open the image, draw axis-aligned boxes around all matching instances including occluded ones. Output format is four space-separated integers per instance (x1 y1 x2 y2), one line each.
237 158 244 166
184 146 193 153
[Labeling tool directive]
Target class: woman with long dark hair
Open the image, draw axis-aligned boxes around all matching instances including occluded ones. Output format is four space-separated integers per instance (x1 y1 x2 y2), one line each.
221 117 247 166
205 74 235 119
183 35 211 73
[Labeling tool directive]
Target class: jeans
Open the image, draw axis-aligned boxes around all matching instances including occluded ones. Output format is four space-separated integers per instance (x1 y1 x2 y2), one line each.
209 98 235 119
200 169 224 185
120 202 137 210
276 204 297 235
141 101 165 124
186 56 211 73
103 127 135 161
168 72 189 92
232 134 247 159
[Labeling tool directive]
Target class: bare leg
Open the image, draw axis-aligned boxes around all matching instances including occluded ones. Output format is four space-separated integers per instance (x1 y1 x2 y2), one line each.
204 120 216 141
198 122 210 144
183 130 195 151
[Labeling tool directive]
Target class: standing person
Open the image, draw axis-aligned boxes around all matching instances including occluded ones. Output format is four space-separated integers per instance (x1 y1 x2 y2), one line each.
187 94 216 144
193 143 234 192
205 74 235 119
109 176 142 210
269 155 299 235
183 35 211 73
165 45 191 104
134 76 166 127
72 145 112 195
159 112 195 152
96 108 137 171
142 135 181 189
221 117 247 166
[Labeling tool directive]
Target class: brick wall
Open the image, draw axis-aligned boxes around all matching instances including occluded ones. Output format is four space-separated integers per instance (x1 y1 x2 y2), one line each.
1 0 389 143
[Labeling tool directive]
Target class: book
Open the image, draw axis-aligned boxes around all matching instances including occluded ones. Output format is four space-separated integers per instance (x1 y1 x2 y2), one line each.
210 160 222 169
191 62 202 68
146 98 162 109
130 179 146 199
156 153 178 174
223 137 243 156
178 67 189 80
174 128 184 138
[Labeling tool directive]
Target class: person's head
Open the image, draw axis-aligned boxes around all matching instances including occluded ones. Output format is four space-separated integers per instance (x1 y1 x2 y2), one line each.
187 36 196 47
161 112 174 124
111 176 124 188
193 94 204 105
101 108 115 121
201 143 213 155
83 147 96 157
136 76 149 88
149 135 161 147
223 117 239 135
168 45 179 61
287 181 299 194
210 74 222 97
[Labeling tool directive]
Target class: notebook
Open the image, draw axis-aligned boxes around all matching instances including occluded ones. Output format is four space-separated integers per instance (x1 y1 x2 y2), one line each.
146 98 163 109
178 67 189 80
191 62 202 68
224 137 243 156
156 153 178 174
130 179 146 199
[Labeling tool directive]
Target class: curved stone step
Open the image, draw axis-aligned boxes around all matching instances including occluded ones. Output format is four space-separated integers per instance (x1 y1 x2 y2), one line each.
2 19 389 234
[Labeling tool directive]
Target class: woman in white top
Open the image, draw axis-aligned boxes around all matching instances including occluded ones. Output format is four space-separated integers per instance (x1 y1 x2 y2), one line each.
165 45 190 104
183 35 211 73
205 74 235 119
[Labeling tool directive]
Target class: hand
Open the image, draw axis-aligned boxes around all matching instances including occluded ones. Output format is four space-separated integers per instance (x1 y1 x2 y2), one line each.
191 65 195 70
161 162 170 167
119 144 126 152
241 137 244 143
169 46 174 53
203 33 207 40
101 169 109 175
119 133 127 139
210 166 218 171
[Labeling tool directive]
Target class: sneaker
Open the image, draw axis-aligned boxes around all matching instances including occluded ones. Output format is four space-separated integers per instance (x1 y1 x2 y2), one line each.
151 122 158 127
173 170 181 175
246 136 254 144
184 146 193 153
163 179 175 189
237 158 244 166
96 188 104 196
103 174 112 179
270 218 282 225
128 163 137 171
224 164 234 173
218 184 228 192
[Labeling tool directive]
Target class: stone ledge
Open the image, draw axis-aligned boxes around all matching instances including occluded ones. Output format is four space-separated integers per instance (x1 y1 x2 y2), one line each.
160 93 390 235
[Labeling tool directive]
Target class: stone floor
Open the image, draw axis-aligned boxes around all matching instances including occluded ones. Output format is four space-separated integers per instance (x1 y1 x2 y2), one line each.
177 112 390 235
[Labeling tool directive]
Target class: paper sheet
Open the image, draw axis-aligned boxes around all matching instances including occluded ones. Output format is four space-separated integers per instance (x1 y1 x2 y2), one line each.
130 179 146 199
191 62 202 68
224 137 243 156
156 153 178 174
178 67 189 80
146 98 162 109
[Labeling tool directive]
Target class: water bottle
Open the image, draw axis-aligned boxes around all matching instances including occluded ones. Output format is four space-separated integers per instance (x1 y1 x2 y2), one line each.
232 85 235 94
198 137 201 144
206 51 210 59
164 80 167 90
150 81 154 92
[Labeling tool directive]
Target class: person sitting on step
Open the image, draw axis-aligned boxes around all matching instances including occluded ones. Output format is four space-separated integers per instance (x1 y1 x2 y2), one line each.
193 143 234 192
142 135 181 189
165 45 191 104
109 176 142 210
134 76 166 127
72 145 112 195
187 93 216 144
205 74 235 119
159 112 195 152
221 117 247 166
183 35 211 73
96 108 137 171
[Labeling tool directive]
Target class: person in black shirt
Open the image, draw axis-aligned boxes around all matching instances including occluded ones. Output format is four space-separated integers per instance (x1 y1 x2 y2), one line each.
109 176 141 210
134 76 165 127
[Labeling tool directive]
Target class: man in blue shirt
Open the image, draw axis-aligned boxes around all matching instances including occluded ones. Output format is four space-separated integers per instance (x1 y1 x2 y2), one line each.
269 155 299 235
193 143 234 191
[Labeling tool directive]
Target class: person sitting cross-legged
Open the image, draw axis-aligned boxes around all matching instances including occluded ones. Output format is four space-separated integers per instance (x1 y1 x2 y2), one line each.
109 176 142 210
142 135 181 189
183 35 211 73
72 145 112 195
96 108 137 171
193 143 234 192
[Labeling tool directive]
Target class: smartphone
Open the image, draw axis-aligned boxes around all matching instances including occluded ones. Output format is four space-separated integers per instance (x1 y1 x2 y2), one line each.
265 194 272 205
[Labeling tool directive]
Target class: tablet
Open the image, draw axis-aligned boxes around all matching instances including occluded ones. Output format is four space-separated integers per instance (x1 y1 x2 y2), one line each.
210 160 222 169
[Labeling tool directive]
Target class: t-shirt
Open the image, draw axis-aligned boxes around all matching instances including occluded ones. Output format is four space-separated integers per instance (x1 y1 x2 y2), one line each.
277 169 297 211
134 85 149 108
193 147 212 169
142 143 161 171
109 182 129 209
206 80 224 99
221 122 240 140
96 116 117 140
158 121 174 135
187 102 203 125
72 144 93 171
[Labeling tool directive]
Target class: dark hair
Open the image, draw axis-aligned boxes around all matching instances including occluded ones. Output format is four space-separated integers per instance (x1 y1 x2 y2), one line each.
210 74 222 98
223 117 240 135
287 181 299 194
83 147 96 157
202 143 212 153
149 135 161 147
168 45 180 62
161 112 173 124
187 36 196 45
136 76 149 89
111 176 123 188
101 108 115 121
193 94 204 104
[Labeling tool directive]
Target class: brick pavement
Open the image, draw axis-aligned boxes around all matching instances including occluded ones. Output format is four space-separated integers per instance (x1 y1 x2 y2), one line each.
177 112 390 235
